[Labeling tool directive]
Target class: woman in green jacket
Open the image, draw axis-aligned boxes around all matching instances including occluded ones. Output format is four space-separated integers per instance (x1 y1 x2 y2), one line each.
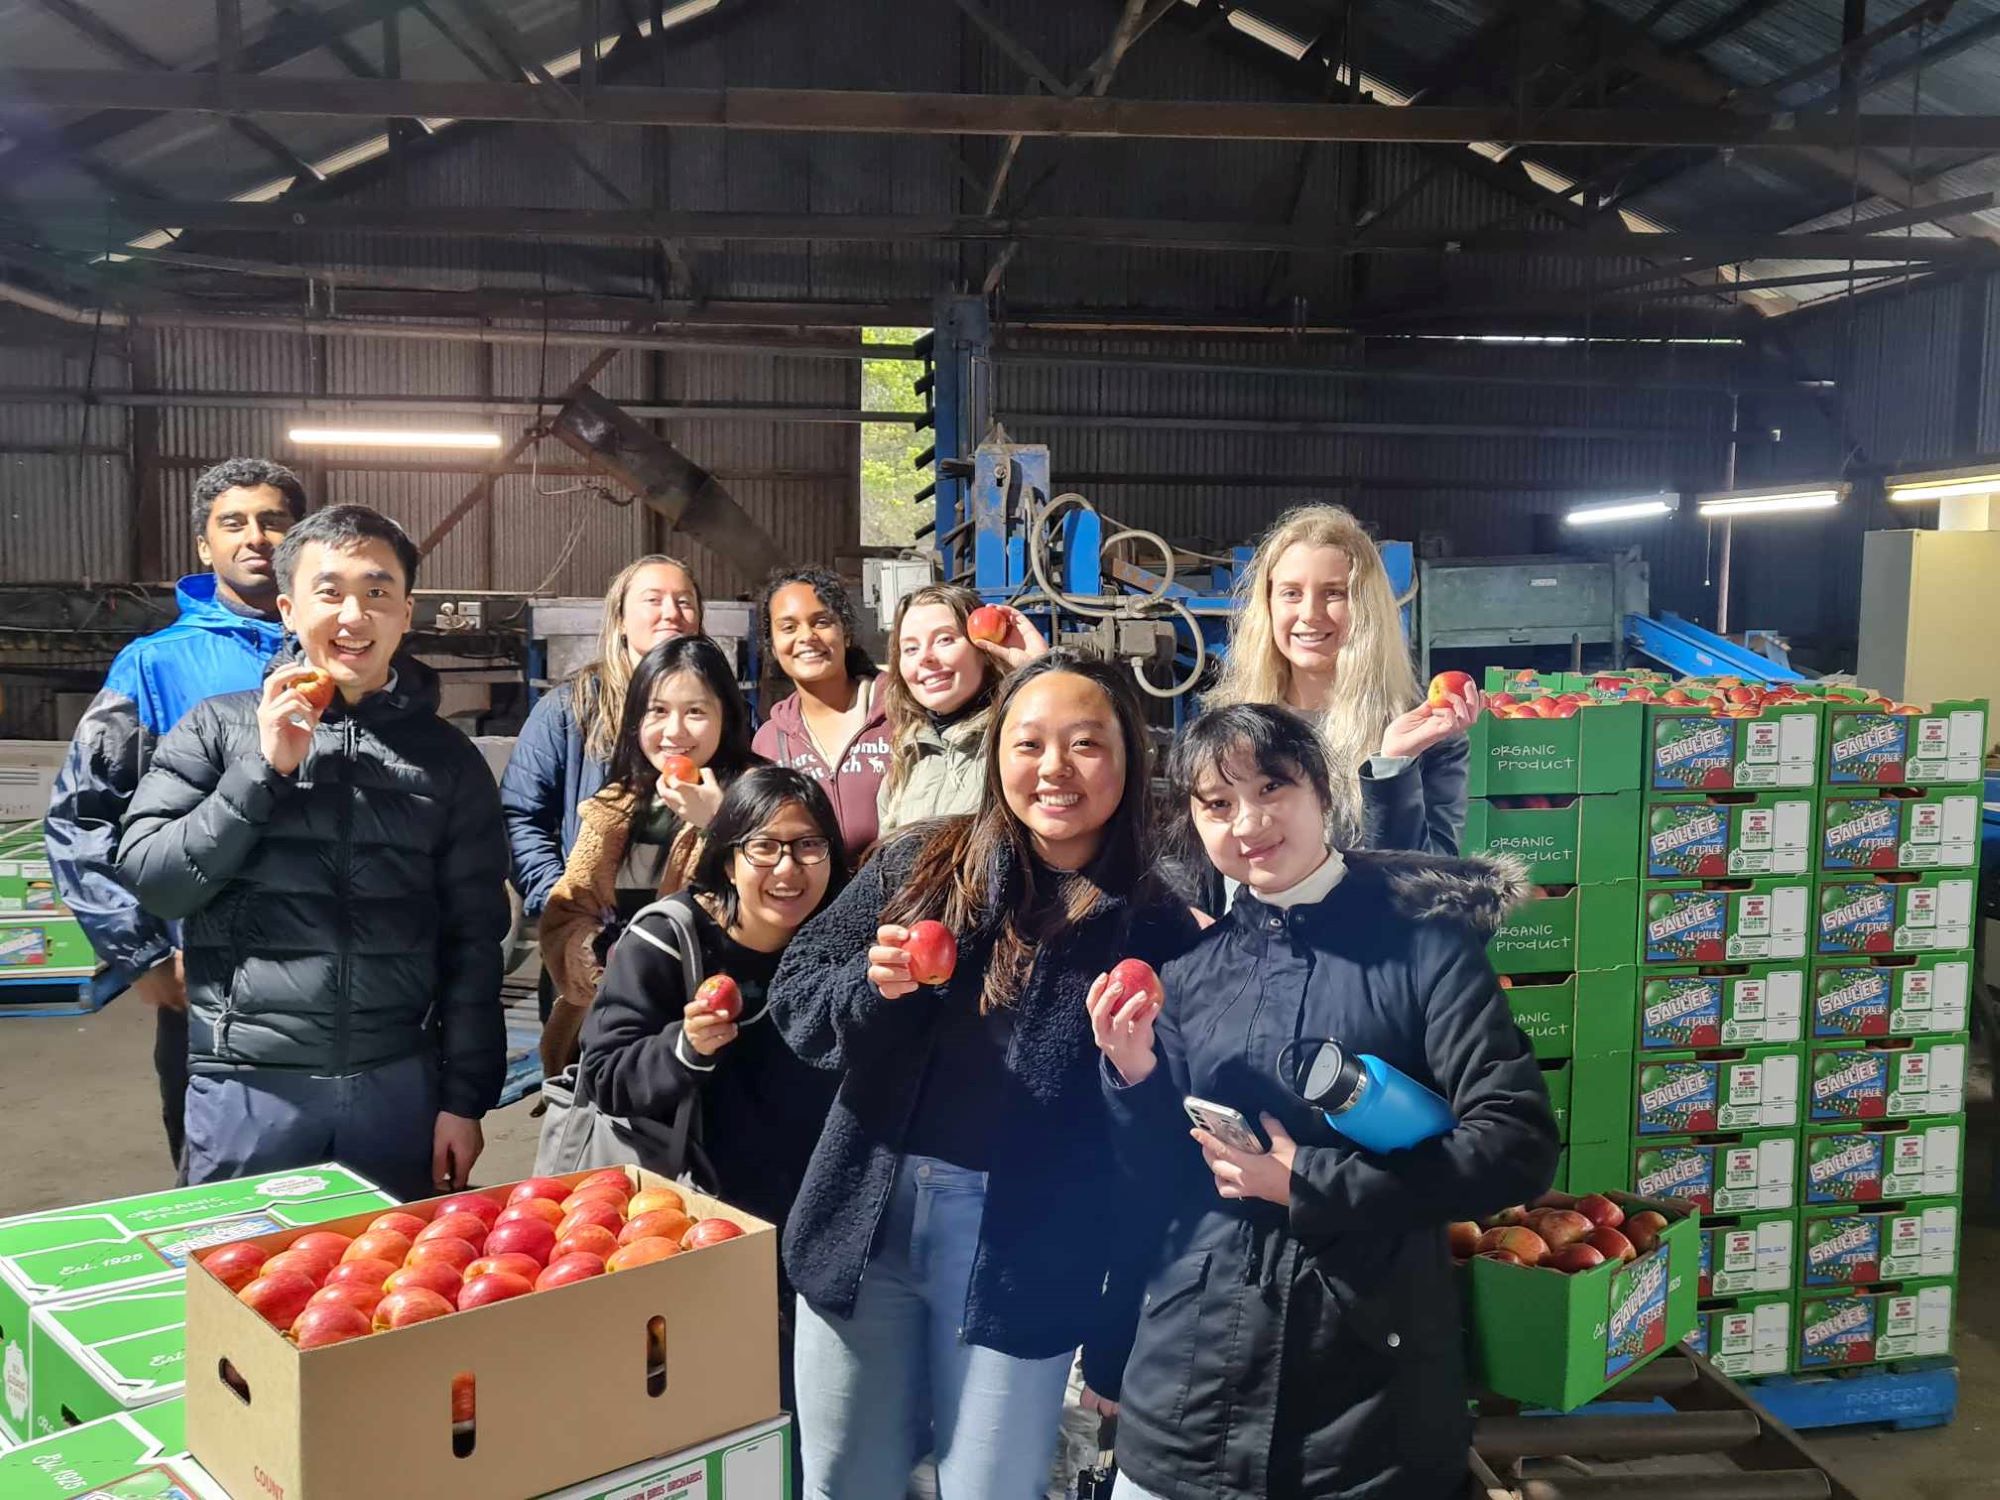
877 582 1046 836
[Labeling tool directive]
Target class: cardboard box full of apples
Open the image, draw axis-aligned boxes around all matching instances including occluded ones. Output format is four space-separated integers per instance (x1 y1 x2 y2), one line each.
185 1168 780 1500
1454 1188 1698 1411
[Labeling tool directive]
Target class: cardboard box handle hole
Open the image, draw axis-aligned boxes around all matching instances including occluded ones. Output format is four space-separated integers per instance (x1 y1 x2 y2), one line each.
453 1371 475 1457
646 1315 667 1397
218 1358 252 1406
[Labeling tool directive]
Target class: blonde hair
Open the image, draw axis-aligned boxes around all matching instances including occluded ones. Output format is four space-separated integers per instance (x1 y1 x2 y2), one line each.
1208 504 1420 821
880 582 1003 802
575 554 702 762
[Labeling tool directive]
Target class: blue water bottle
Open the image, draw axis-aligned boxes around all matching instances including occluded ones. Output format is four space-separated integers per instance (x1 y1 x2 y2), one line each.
1278 1038 1456 1153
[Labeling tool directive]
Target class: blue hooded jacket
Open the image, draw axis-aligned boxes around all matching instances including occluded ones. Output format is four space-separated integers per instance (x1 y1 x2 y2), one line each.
45 576 287 1002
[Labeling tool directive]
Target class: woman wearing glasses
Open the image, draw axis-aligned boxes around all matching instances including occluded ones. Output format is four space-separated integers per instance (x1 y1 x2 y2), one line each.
579 767 852 1443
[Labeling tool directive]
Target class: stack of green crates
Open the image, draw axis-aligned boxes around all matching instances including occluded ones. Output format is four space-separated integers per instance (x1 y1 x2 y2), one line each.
0 819 93 983
1790 696 1985 1376
1467 670 1648 1193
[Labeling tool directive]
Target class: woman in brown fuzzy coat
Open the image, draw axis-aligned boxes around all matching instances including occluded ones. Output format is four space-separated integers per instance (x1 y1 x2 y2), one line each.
536 634 760 1074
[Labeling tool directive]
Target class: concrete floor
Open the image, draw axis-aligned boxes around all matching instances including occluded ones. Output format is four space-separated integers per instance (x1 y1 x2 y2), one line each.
1 997 1993 1496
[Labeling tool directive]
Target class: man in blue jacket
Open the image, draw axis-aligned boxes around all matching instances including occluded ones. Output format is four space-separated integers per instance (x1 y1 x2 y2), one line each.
45 458 306 1170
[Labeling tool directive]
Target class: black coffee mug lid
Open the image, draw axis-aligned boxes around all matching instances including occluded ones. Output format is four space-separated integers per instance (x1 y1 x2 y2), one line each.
1277 1037 1362 1113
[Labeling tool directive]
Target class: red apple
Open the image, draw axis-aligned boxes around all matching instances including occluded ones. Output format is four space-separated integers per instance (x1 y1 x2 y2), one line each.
199 1242 269 1292
384 1262 464 1304
239 1270 317 1330
901 920 957 985
345 1230 414 1266
1485 1206 1530 1228
1574 1193 1625 1230
374 1286 455 1332
694 974 743 1021
966 605 1009 644
536 1252 608 1291
452 1372 476 1427
607 1237 682 1272
416 1213 491 1249
433 1193 503 1227
368 1212 431 1239
1546 1243 1608 1275
1525 1209 1595 1250
620 1209 693 1247
556 1225 621 1262
464 1253 543 1284
1625 1210 1670 1254
324 1258 399 1291
291 1299 373 1349
681 1218 745 1251
659 754 700 786
576 1169 633 1199
560 1186 630 1218
1447 1222 1482 1260
260 1250 331 1288
557 1201 625 1240
496 1199 565 1230
1428 670 1475 709
627 1186 686 1218
507 1177 575 1208
287 1231 354 1268
308 1282 385 1320
1107 957 1163 1007
405 1236 480 1274
1475 1226 1549 1266
458 1270 535 1310
484 1217 558 1266
1587 1226 1638 1264
1478 1249 1527 1267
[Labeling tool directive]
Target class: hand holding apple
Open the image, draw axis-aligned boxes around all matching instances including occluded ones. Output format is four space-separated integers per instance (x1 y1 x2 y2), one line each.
657 767 724 830
1381 679 1485 760
1086 965 1162 1087
901 921 957 985
965 604 1049 672
1193 1112 1296 1208
867 925 919 999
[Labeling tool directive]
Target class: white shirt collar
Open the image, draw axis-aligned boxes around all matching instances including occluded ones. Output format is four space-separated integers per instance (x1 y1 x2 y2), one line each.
1251 849 1347 910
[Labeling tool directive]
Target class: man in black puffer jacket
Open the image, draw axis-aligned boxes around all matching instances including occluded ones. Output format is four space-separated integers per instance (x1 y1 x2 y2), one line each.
117 505 508 1201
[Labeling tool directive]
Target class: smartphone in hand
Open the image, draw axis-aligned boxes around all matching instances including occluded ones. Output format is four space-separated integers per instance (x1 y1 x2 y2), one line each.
1183 1096 1269 1155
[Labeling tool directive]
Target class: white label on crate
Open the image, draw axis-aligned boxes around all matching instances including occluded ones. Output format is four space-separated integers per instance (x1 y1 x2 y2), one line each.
1745 721 1780 766
1739 808 1775 853
1758 1220 1796 1289
1887 1124 1962 1198
1880 1286 1954 1359
1727 1065 1765 1108
722 1432 788 1496
1905 711 1984 782
1904 963 1969 1033
1735 979 1768 1022
1773 886 1809 953
1778 714 1818 784
1718 1221 1794 1293
1720 1139 1796 1210
1773 800 1813 871
1920 1206 1959 1278
1764 970 1803 1041
1939 880 1975 940
1890 1044 1965 1116
3 1341 25 1425
1716 1303 1791 1376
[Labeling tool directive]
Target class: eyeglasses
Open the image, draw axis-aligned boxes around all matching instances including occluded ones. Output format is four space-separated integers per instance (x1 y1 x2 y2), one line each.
737 835 833 868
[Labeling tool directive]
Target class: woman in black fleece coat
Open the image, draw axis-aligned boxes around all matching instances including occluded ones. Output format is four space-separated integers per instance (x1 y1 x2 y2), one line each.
767 652 1200 1500
1092 704 1559 1500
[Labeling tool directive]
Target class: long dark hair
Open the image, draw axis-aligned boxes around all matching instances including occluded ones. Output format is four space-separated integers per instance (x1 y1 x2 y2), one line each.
756 564 876 689
689 767 851 932
1166 702 1348 864
882 650 1157 1012
604 635 757 798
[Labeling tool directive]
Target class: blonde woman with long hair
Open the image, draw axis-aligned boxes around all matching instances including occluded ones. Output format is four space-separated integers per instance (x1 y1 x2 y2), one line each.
501 555 702 1015
1210 504 1480 860
877 583 1047 837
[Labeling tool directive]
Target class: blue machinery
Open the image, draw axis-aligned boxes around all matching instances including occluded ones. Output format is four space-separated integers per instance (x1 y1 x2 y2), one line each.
1623 612 1805 685
914 296 1411 716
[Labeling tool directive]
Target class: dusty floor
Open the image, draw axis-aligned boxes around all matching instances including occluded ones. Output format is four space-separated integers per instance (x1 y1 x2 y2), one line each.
0 997 1992 1496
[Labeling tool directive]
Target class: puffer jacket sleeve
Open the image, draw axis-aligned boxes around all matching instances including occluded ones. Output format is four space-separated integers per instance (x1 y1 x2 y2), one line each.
46 682 174 998
499 688 577 917
115 699 295 920
1287 922 1558 1240
767 837 930 1073
577 907 704 1122
432 739 510 1119
1359 735 1469 854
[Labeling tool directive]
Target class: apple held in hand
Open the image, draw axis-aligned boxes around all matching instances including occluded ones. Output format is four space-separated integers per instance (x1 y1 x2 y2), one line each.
374 1286 455 1332
694 974 743 1021
966 605 1010 644
1427 670 1476 709
200 1242 269 1292
659 754 700 786
902 920 958 985
1107 957 1163 1007
239 1270 318 1330
295 668 337 717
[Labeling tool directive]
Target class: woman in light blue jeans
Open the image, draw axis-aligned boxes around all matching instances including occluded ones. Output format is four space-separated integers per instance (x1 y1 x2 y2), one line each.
769 655 1202 1500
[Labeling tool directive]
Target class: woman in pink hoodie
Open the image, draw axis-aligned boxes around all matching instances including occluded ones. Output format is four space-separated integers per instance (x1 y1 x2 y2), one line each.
751 566 892 861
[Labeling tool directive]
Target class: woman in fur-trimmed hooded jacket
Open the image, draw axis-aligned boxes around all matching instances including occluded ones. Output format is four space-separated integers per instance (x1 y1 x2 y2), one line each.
1088 703 1560 1500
